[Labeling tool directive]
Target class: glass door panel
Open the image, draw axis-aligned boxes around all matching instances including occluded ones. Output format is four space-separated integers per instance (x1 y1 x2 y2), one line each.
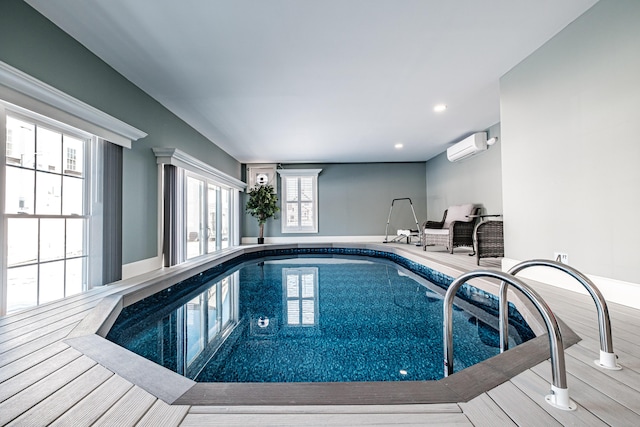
207 286 219 339
186 295 205 365
207 184 219 253
186 176 204 259
221 277 230 325
221 188 230 249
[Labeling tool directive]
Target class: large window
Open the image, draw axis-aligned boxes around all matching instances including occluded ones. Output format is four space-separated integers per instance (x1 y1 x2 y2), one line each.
277 169 321 233
153 148 245 266
1 61 145 315
185 173 232 260
2 111 92 313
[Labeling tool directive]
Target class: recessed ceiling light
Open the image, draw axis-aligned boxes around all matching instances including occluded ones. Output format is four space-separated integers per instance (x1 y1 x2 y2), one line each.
434 104 447 113
394 143 403 149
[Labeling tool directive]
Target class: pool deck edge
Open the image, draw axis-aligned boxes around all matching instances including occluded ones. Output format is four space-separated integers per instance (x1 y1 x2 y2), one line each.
64 243 580 406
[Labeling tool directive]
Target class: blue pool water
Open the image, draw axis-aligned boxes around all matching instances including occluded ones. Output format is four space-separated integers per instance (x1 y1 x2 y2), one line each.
107 251 534 383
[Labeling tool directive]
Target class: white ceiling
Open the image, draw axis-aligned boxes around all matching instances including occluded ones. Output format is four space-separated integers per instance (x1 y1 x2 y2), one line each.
26 0 597 163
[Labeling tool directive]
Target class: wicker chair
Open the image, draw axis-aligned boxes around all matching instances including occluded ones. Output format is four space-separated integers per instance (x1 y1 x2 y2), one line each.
475 220 504 265
421 205 480 253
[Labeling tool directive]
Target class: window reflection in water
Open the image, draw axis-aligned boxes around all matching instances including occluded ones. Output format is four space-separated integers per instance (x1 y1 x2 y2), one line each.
185 294 204 365
283 267 318 327
177 272 238 376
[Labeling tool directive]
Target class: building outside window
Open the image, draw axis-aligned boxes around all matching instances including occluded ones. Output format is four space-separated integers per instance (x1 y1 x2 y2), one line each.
66 146 77 174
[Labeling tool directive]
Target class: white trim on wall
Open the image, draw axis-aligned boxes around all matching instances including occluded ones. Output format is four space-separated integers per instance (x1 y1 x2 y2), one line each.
275 168 323 176
122 255 163 280
152 147 246 191
242 235 390 244
502 257 640 310
0 60 147 148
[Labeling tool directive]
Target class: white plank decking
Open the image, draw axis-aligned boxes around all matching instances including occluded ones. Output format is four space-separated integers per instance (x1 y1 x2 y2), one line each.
1 243 639 426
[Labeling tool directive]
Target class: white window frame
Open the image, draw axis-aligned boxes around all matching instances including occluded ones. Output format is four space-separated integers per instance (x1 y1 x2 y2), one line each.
152 148 246 264
184 170 234 260
277 169 322 234
0 60 146 315
1 104 96 314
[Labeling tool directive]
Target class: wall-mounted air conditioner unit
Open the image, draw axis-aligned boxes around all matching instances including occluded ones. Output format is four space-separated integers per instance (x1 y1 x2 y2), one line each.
447 132 488 162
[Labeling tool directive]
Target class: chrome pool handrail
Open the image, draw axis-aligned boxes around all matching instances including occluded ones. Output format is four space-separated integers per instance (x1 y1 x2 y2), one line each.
443 270 576 411
502 259 620 370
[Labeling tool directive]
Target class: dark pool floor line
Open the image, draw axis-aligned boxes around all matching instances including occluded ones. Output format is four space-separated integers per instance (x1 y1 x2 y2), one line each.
174 319 580 406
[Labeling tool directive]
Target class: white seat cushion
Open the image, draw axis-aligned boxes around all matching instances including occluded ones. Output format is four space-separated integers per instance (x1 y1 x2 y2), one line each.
423 228 450 235
443 204 474 228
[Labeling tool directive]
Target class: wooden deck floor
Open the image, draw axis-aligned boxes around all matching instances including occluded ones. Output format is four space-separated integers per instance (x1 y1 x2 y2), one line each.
1 243 639 426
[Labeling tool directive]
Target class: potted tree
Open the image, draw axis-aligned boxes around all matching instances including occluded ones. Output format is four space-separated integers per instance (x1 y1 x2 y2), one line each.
245 184 279 244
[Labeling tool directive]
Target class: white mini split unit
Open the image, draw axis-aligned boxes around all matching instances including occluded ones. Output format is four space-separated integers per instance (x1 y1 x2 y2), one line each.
447 132 496 162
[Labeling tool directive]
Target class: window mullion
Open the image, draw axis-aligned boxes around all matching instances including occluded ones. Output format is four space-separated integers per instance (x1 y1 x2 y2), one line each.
216 186 222 251
297 177 302 227
33 126 38 215
63 218 67 297
36 218 41 305
0 106 6 316
200 180 206 256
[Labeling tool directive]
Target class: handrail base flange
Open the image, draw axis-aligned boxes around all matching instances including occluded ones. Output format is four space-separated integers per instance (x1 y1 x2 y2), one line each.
596 350 622 370
545 385 577 411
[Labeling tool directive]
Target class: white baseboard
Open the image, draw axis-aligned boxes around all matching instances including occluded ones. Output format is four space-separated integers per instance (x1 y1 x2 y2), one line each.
122 255 162 280
241 235 388 244
502 257 640 310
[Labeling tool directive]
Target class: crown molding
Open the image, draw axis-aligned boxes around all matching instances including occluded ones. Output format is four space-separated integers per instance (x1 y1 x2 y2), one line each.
153 147 246 190
0 60 147 148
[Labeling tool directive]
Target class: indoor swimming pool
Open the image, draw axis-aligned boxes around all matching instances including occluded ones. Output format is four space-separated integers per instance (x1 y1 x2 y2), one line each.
106 248 535 383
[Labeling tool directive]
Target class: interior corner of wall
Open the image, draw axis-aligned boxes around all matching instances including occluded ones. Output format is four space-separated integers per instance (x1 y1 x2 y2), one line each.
121 255 162 280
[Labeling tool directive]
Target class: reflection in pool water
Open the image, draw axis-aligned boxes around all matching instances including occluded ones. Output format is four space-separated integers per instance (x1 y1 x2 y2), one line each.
107 256 534 383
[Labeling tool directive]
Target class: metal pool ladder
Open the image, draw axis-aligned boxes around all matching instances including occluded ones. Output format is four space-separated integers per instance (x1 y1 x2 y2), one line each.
443 270 577 411
501 259 620 371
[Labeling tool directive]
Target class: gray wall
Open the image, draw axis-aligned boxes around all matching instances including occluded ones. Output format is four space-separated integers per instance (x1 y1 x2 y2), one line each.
0 0 241 264
500 0 640 283
242 162 427 238
425 123 502 220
